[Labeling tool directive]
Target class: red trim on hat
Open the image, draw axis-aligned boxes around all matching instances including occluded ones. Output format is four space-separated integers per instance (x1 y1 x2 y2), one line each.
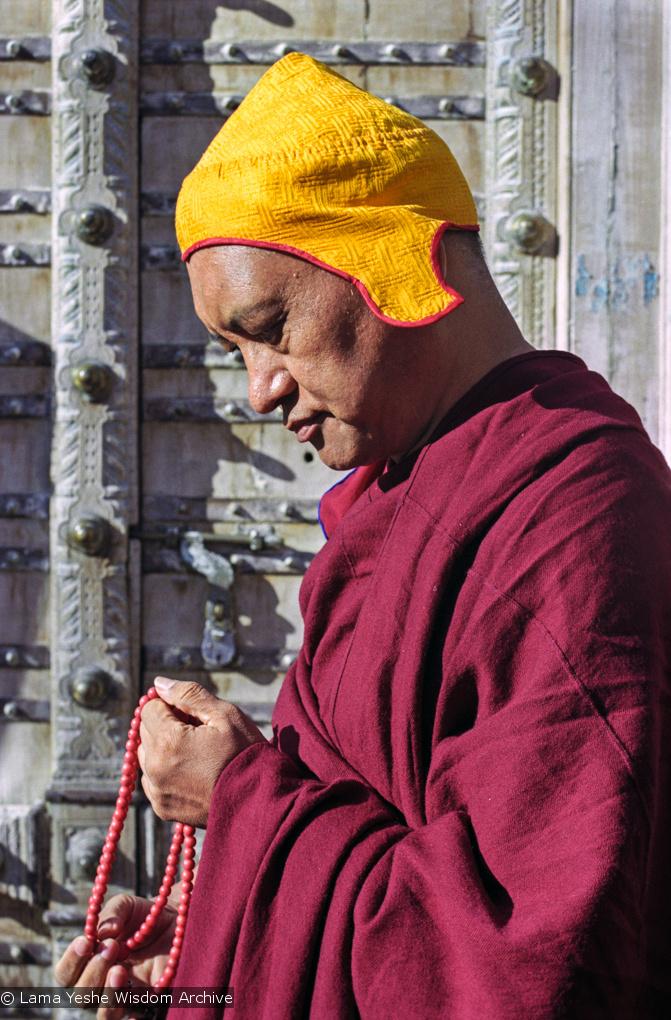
180 220 480 328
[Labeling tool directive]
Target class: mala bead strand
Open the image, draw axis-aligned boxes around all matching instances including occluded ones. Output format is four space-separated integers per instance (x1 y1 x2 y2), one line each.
82 686 197 990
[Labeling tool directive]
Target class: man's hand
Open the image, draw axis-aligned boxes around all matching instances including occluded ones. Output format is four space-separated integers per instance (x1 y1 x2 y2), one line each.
138 678 267 828
54 893 176 1020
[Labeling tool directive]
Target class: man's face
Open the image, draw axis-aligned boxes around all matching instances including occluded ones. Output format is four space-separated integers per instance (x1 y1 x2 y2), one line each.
187 245 429 470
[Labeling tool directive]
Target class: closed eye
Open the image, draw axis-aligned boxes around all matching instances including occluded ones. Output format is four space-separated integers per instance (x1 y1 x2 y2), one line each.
207 312 286 349
207 330 237 353
248 314 286 344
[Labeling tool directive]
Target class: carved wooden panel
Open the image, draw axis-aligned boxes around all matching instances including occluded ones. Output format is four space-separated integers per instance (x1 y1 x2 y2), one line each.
485 0 559 347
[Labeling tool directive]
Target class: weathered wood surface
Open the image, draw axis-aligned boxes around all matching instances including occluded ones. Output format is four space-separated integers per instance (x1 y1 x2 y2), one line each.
660 2 671 463
569 0 664 444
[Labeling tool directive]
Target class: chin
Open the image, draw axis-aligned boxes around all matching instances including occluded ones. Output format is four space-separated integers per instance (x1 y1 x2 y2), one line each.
314 440 378 472
317 450 364 471
311 421 383 471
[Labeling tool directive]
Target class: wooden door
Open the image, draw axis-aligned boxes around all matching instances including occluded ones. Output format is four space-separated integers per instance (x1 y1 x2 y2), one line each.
0 0 667 996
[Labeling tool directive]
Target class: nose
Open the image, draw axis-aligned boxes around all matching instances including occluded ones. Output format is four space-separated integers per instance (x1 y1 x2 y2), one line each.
244 345 296 415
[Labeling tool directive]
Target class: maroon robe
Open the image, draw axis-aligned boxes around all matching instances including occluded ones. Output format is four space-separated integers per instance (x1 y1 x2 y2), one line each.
169 350 671 1018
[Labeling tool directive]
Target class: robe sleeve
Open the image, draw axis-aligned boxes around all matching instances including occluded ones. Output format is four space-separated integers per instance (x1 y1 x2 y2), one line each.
171 644 652 1020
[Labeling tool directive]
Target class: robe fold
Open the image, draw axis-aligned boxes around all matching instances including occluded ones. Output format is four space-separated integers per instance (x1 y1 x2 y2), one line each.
168 350 671 1018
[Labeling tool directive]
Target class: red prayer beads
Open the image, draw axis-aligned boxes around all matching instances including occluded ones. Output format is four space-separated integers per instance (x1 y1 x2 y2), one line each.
83 687 196 990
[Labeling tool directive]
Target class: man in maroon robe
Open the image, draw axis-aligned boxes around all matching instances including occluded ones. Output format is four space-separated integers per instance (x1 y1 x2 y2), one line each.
55 55 671 1019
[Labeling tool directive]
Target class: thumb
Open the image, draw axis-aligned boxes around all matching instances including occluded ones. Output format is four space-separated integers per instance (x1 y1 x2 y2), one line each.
153 677 222 726
97 892 136 938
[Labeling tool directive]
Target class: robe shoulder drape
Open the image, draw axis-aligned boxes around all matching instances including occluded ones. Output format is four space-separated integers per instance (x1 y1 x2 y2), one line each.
168 350 671 1019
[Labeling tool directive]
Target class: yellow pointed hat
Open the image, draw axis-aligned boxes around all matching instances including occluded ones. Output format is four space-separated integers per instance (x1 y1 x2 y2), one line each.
176 52 479 325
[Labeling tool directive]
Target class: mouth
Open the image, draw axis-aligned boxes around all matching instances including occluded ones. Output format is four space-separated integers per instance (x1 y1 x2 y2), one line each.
286 411 329 443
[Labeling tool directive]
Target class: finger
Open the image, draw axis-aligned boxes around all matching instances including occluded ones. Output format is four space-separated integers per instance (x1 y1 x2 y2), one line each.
139 697 185 739
140 771 164 817
54 935 96 987
137 742 145 773
98 965 130 1020
97 893 135 939
75 938 122 991
152 677 222 725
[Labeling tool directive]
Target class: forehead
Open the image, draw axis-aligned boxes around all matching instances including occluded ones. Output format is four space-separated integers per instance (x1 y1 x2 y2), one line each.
187 245 304 306
186 243 363 333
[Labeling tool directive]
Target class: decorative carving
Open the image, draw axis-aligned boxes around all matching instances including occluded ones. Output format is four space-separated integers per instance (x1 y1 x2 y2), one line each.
50 1 139 806
485 0 558 344
65 826 106 881
0 803 49 905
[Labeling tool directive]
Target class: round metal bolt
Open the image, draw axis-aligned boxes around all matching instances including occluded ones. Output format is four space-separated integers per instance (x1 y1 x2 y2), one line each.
8 398 23 415
223 401 238 417
77 48 116 87
275 43 295 57
505 210 548 254
510 55 550 97
175 347 191 366
70 666 111 710
279 652 295 671
166 93 184 112
71 360 113 402
6 94 23 113
177 501 190 516
439 97 455 115
168 42 184 61
383 96 397 105
67 514 111 556
439 44 457 60
4 648 20 667
180 651 192 667
6 40 23 59
5 497 20 514
229 554 241 566
221 95 239 111
5 549 20 564
331 44 351 59
8 944 25 963
5 346 21 363
384 44 406 60
3 701 23 720
5 245 21 262
75 205 113 245
10 194 29 212
220 43 241 60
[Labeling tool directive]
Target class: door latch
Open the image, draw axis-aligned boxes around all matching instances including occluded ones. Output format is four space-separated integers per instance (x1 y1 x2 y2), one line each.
180 532 237 669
